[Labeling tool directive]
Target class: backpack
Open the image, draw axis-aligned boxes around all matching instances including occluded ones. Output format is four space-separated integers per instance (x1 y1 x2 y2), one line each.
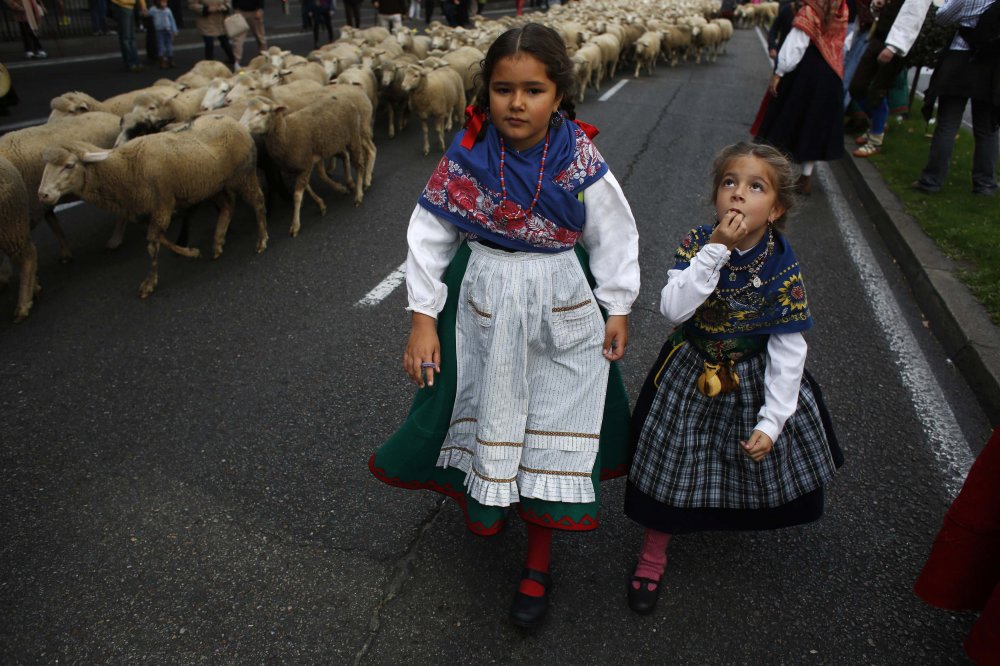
959 0 1000 56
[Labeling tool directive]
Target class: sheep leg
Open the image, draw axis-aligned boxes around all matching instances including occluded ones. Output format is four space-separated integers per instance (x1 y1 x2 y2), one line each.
238 177 269 254
139 212 175 299
364 139 376 189
348 144 364 206
387 105 396 139
211 192 236 259
420 117 430 156
339 151 355 191
435 116 446 153
106 217 128 250
44 208 72 263
12 242 39 322
303 182 326 213
0 253 12 286
315 160 350 195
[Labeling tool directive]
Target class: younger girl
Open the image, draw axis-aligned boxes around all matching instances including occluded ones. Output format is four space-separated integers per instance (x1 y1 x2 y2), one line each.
370 23 640 629
624 142 842 614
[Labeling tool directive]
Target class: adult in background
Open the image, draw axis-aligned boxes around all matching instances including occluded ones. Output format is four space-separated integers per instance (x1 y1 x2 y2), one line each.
110 0 147 71
4 0 48 59
88 0 110 34
913 0 999 196
752 0 849 194
373 0 405 32
768 0 802 59
232 0 266 67
343 0 360 26
304 0 334 47
188 0 236 67
848 0 933 157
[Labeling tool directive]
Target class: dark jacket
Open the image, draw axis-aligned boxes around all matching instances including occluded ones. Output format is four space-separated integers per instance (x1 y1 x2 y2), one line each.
374 0 407 15
233 0 263 11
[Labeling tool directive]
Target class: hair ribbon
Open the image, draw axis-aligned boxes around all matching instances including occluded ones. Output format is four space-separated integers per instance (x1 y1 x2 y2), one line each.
461 105 487 149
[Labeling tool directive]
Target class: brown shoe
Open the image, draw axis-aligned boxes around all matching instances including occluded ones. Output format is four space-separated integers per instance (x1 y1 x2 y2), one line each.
796 174 812 195
159 56 168 69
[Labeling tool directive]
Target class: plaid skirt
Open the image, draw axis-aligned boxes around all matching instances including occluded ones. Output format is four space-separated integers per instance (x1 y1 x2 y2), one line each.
628 338 839 512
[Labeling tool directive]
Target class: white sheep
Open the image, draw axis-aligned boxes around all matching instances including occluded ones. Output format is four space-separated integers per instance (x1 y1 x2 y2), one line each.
240 95 369 236
633 30 662 77
116 86 210 146
175 60 233 88
38 115 268 298
0 111 121 261
0 156 39 322
400 64 465 156
439 45 486 101
48 85 180 120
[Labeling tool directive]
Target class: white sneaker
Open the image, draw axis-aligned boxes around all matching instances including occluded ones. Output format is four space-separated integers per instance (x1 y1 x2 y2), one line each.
25 51 35 59
35 50 47 58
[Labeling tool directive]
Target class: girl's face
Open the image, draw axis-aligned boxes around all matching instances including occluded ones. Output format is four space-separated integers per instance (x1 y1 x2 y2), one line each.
714 155 786 250
488 53 563 152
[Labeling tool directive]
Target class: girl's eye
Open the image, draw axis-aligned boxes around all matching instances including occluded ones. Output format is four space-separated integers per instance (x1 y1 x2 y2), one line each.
722 178 735 188
493 86 510 94
528 88 543 95
751 182 765 192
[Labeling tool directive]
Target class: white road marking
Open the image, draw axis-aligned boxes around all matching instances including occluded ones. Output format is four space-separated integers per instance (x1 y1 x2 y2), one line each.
53 201 84 213
356 262 407 307
816 164 973 496
754 26 771 60
599 79 629 102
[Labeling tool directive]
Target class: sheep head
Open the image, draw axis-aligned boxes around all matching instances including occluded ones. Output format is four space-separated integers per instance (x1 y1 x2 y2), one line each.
116 93 175 146
48 92 96 120
38 142 107 205
239 97 285 135
400 66 426 94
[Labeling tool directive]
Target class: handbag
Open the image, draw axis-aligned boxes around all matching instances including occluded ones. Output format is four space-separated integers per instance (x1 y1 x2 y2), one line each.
224 12 250 38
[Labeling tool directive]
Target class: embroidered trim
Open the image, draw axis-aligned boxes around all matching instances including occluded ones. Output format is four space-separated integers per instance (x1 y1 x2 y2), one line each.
552 299 592 313
518 465 592 477
440 445 474 456
449 417 478 426
472 467 517 483
466 299 492 318
525 428 600 439
476 437 523 448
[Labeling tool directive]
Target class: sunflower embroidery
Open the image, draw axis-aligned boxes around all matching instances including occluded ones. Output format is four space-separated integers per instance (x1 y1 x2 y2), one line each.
778 273 809 311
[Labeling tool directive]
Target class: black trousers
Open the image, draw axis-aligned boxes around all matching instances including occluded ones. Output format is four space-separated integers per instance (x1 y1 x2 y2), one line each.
919 95 999 193
203 34 235 65
344 0 361 27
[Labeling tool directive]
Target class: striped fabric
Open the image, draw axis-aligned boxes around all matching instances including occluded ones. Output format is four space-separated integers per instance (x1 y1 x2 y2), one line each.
437 242 610 507
629 343 836 509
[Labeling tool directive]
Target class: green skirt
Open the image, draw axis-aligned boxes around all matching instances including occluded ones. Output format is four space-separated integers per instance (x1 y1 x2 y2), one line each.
368 242 632 536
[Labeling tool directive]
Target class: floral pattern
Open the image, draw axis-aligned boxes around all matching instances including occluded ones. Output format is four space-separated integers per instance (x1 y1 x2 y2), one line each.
552 125 608 193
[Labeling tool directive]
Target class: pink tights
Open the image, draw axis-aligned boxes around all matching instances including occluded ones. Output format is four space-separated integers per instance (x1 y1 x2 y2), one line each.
631 529 672 590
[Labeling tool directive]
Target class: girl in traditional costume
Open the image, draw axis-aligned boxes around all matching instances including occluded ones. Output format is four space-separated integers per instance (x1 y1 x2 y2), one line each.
752 0 849 194
624 142 842 614
369 23 640 629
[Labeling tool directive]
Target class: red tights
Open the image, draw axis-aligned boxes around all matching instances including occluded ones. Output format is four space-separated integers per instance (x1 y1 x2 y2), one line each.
519 522 553 597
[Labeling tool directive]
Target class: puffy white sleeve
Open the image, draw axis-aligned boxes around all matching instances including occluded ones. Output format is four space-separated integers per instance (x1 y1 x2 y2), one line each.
755 331 808 443
775 27 810 76
405 205 462 318
885 0 934 56
659 243 731 327
579 171 641 316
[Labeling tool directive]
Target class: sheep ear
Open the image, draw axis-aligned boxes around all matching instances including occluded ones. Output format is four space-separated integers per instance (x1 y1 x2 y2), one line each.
279 68 292 77
81 150 111 163
273 104 289 114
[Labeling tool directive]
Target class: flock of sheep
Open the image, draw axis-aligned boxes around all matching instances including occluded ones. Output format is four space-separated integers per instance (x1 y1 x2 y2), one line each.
0 0 746 323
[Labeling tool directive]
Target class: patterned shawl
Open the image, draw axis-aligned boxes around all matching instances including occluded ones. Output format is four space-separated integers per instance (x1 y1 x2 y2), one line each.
674 225 813 339
417 116 608 253
793 0 849 77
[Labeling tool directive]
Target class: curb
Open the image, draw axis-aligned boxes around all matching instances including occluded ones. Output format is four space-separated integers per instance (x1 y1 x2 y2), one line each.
835 143 1000 426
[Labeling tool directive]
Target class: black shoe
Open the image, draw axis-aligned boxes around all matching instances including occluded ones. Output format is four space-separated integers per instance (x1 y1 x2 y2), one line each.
509 568 551 630
972 187 996 197
627 575 661 614
911 179 939 194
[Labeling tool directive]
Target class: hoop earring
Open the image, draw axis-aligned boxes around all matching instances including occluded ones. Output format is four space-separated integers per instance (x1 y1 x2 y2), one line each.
549 111 563 128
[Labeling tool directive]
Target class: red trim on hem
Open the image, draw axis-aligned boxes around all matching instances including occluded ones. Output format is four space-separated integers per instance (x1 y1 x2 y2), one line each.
368 455 503 536
517 504 599 531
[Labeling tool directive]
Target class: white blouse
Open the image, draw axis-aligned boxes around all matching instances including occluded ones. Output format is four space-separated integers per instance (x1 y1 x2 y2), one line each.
405 170 641 319
659 242 807 444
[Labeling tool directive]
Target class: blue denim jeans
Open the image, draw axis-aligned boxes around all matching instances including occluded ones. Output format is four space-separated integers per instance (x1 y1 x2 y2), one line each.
156 29 173 57
112 3 140 68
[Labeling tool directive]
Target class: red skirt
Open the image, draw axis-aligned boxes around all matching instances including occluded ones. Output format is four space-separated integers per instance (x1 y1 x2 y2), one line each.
914 425 1000 665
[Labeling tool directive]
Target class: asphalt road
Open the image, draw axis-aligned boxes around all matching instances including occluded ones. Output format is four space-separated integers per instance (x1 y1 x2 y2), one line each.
1 25 994 664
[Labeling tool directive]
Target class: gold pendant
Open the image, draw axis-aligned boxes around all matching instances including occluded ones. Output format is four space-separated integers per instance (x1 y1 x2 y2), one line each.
696 361 722 397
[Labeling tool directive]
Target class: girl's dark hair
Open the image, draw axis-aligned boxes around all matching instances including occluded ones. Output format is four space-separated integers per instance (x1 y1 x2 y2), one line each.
711 142 796 229
473 23 578 120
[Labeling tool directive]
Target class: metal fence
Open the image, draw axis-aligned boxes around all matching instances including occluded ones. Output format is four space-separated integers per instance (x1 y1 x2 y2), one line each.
1 0 189 42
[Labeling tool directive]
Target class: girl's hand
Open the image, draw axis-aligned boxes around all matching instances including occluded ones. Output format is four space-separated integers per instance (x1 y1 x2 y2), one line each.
602 315 628 361
403 312 440 388
709 208 747 250
741 430 774 462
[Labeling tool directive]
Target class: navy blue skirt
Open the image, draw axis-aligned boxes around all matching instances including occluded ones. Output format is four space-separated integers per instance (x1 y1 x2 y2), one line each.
754 45 846 163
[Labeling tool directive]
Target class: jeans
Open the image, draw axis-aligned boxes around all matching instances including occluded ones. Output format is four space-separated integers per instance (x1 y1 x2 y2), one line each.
919 95 999 193
112 3 140 68
156 29 173 57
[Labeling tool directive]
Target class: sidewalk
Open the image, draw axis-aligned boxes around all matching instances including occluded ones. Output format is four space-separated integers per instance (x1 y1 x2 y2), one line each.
835 148 1000 425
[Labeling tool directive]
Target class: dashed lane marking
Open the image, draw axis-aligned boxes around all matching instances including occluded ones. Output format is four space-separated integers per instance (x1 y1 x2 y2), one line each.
355 262 406 307
598 79 629 102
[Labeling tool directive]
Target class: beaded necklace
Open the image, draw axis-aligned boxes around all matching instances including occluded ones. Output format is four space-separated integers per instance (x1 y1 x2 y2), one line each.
726 226 774 290
498 131 550 223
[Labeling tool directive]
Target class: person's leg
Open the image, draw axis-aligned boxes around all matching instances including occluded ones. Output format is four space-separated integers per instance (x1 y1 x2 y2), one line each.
628 528 672 613
156 30 169 64
113 4 139 68
422 0 433 23
970 97 999 195
246 10 266 53
218 34 236 67
90 0 102 33
18 22 34 55
853 97 889 156
312 10 321 47
917 95 967 191
203 34 215 61
322 10 333 41
232 26 246 63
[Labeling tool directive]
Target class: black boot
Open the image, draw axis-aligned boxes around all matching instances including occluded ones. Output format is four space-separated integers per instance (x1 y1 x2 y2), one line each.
509 568 551 630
